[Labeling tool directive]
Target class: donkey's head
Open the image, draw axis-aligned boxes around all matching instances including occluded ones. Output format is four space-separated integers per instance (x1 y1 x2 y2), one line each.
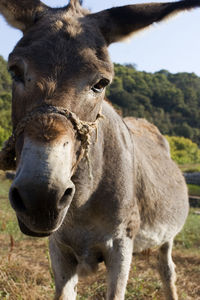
0 0 199 236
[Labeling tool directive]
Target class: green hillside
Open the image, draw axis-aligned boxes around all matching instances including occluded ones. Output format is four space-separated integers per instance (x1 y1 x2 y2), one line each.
107 64 200 146
0 56 12 146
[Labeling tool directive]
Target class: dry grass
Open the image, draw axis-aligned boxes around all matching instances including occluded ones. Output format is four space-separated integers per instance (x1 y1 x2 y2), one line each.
1 238 199 300
0 238 54 300
0 172 200 299
77 250 200 300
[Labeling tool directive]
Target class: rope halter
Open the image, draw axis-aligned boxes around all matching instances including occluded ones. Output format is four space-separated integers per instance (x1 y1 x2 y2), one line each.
0 104 104 172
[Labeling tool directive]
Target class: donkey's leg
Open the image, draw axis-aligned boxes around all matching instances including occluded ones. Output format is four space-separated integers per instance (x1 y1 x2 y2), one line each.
158 240 178 300
49 239 78 300
105 237 133 300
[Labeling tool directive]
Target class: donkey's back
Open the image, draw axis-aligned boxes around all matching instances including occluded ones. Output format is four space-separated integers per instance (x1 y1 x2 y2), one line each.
124 117 188 254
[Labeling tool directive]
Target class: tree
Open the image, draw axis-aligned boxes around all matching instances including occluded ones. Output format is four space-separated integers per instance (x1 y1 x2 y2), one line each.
106 64 200 146
0 56 12 148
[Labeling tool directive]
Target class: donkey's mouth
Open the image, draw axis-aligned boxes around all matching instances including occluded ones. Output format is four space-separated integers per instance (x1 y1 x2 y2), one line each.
17 217 52 237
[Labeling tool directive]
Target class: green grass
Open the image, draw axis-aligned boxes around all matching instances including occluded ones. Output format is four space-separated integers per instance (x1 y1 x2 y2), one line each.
178 163 200 197
180 163 200 173
125 275 161 300
0 172 11 199
0 173 24 240
175 208 200 251
188 184 200 197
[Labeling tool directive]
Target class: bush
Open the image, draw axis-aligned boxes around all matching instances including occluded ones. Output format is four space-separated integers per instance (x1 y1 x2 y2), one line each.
166 136 200 165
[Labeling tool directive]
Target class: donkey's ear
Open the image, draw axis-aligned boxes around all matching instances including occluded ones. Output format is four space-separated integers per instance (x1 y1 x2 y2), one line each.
89 0 200 45
0 0 48 32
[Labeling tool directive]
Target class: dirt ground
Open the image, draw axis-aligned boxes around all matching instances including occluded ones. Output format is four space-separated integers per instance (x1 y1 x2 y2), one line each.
0 234 199 300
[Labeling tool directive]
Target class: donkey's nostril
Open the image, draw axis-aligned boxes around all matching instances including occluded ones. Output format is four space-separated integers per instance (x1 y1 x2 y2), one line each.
58 188 74 209
64 188 73 197
10 187 26 212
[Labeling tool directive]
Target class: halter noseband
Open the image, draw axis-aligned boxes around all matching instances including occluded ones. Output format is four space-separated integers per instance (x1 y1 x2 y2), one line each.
0 104 103 172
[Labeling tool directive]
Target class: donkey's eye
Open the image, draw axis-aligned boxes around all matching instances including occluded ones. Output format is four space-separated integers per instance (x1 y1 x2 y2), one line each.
92 78 110 93
8 65 24 84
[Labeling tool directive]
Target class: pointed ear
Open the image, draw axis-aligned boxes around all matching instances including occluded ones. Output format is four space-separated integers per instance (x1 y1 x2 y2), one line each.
0 0 48 32
89 0 200 45
69 0 83 8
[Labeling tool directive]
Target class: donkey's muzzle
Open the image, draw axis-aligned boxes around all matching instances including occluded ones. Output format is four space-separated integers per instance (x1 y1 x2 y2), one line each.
9 179 75 236
17 217 51 237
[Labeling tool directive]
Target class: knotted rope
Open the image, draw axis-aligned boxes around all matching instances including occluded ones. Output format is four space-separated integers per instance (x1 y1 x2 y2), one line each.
0 105 104 174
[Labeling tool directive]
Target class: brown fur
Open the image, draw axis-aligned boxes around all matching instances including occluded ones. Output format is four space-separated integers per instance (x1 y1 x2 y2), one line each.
0 0 47 31
25 114 75 144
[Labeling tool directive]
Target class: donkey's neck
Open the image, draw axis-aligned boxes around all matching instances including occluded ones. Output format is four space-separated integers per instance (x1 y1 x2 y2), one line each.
71 100 135 221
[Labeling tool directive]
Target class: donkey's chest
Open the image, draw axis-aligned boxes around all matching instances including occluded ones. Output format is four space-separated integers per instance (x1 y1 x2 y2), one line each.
56 226 114 275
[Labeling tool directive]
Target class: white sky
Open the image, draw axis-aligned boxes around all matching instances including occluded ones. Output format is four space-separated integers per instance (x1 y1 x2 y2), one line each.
0 0 200 75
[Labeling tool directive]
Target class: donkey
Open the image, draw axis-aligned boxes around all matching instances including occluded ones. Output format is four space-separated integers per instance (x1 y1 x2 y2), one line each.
0 0 199 299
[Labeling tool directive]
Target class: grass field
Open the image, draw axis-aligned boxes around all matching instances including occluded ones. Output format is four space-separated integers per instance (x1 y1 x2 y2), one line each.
0 173 200 300
180 163 200 173
188 184 200 197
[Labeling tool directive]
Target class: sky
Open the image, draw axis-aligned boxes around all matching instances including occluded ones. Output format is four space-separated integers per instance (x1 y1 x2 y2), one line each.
0 0 200 75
